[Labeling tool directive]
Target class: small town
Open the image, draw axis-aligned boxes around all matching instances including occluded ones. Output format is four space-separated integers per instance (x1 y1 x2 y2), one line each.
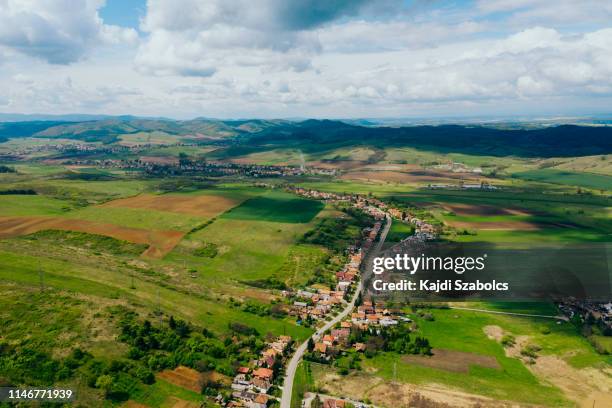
219 186 439 408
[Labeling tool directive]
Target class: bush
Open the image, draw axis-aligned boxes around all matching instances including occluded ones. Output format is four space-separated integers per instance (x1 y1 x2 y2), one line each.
501 334 515 347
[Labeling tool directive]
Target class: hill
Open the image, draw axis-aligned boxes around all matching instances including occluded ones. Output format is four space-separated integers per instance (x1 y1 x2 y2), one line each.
1 118 611 157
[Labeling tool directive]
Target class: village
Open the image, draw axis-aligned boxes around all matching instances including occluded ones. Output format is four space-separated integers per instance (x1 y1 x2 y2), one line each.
62 156 338 178
222 187 438 408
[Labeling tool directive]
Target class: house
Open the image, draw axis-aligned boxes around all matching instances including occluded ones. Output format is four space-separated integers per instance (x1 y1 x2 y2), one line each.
252 376 271 393
247 393 269 408
336 281 351 292
278 335 292 344
322 335 335 346
231 374 251 391
258 355 275 368
314 342 328 355
366 314 380 324
351 312 366 324
323 399 346 408
253 368 273 380
340 321 352 329
331 328 350 342
380 317 399 327
237 367 251 375
354 343 367 352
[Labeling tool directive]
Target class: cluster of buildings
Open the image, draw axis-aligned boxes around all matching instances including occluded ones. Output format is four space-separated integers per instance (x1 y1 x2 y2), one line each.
287 250 365 322
433 162 483 174
557 299 612 330
310 299 410 360
427 181 498 190
228 335 293 407
67 157 336 178
350 300 405 329
289 186 438 241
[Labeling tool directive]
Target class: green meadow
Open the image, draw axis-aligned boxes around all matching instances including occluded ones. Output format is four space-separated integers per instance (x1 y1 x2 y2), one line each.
512 169 612 191
358 305 609 406
222 191 324 223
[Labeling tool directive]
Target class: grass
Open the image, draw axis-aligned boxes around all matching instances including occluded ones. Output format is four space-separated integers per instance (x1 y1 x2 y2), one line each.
0 194 73 215
118 131 179 146
355 304 611 406
129 378 204 407
291 361 314 408
62 206 205 231
512 169 612 191
386 221 414 242
0 248 312 341
222 191 324 223
19 230 149 256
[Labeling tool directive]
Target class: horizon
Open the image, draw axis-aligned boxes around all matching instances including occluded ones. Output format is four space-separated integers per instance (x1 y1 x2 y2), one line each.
2 111 612 124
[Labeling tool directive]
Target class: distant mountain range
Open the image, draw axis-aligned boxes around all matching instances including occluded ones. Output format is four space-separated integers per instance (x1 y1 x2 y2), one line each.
1 117 611 157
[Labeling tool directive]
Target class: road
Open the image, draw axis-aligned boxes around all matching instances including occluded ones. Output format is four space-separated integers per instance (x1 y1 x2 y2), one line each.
280 215 391 408
449 306 568 321
360 214 392 296
280 279 363 408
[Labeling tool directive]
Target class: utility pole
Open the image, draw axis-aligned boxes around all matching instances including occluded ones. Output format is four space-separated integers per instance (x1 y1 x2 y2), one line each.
38 261 44 293
393 361 397 383
156 288 162 326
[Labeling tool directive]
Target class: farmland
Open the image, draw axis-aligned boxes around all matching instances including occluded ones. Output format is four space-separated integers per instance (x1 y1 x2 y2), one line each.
0 119 610 407
311 305 611 407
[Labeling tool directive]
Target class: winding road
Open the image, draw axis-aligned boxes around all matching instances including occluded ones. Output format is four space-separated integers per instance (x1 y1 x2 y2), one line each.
280 215 391 408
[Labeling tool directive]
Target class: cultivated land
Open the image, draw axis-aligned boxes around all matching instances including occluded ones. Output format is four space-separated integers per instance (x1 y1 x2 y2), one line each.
0 119 610 407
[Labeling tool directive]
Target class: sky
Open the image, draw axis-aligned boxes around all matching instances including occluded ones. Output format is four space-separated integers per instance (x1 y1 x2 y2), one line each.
1 0 612 119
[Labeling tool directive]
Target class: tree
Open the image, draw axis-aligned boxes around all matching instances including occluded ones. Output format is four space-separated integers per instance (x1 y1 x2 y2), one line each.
96 375 114 397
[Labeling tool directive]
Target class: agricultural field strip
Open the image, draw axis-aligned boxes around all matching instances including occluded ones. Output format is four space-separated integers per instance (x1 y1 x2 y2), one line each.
449 306 568 321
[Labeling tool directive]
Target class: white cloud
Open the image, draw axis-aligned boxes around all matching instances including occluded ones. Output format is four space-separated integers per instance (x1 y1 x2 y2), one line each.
1 0 612 118
0 0 137 64
135 0 377 76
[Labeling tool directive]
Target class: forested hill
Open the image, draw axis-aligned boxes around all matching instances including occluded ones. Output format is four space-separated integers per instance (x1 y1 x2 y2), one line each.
248 120 612 157
1 117 611 157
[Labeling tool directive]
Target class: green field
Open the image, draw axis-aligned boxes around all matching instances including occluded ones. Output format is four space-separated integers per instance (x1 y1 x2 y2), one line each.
222 191 324 223
512 169 612 191
1 131 610 408
386 221 414 242
344 305 610 406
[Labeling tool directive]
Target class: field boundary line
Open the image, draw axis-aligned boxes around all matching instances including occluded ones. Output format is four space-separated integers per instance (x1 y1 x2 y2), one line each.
449 306 568 321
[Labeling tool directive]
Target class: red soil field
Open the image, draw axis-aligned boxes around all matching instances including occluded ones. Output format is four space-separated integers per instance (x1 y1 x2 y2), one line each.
402 348 500 373
0 216 183 259
100 193 240 218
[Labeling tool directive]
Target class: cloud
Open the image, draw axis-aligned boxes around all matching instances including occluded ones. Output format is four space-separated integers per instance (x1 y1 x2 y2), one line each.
0 0 137 64
476 0 612 25
136 0 384 76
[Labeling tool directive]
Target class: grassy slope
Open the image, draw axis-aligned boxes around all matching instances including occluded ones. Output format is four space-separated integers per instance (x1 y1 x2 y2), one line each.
362 306 609 406
512 169 612 191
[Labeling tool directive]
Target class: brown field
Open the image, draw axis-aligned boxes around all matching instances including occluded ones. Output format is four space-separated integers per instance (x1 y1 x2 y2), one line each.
446 219 540 231
166 397 200 408
0 216 183 258
340 169 492 185
122 401 150 408
156 366 204 393
442 203 530 217
402 348 500 373
316 371 520 408
101 193 240 218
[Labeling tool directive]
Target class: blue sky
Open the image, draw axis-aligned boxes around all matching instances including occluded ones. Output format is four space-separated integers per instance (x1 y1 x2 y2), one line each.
99 0 146 29
1 0 612 119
